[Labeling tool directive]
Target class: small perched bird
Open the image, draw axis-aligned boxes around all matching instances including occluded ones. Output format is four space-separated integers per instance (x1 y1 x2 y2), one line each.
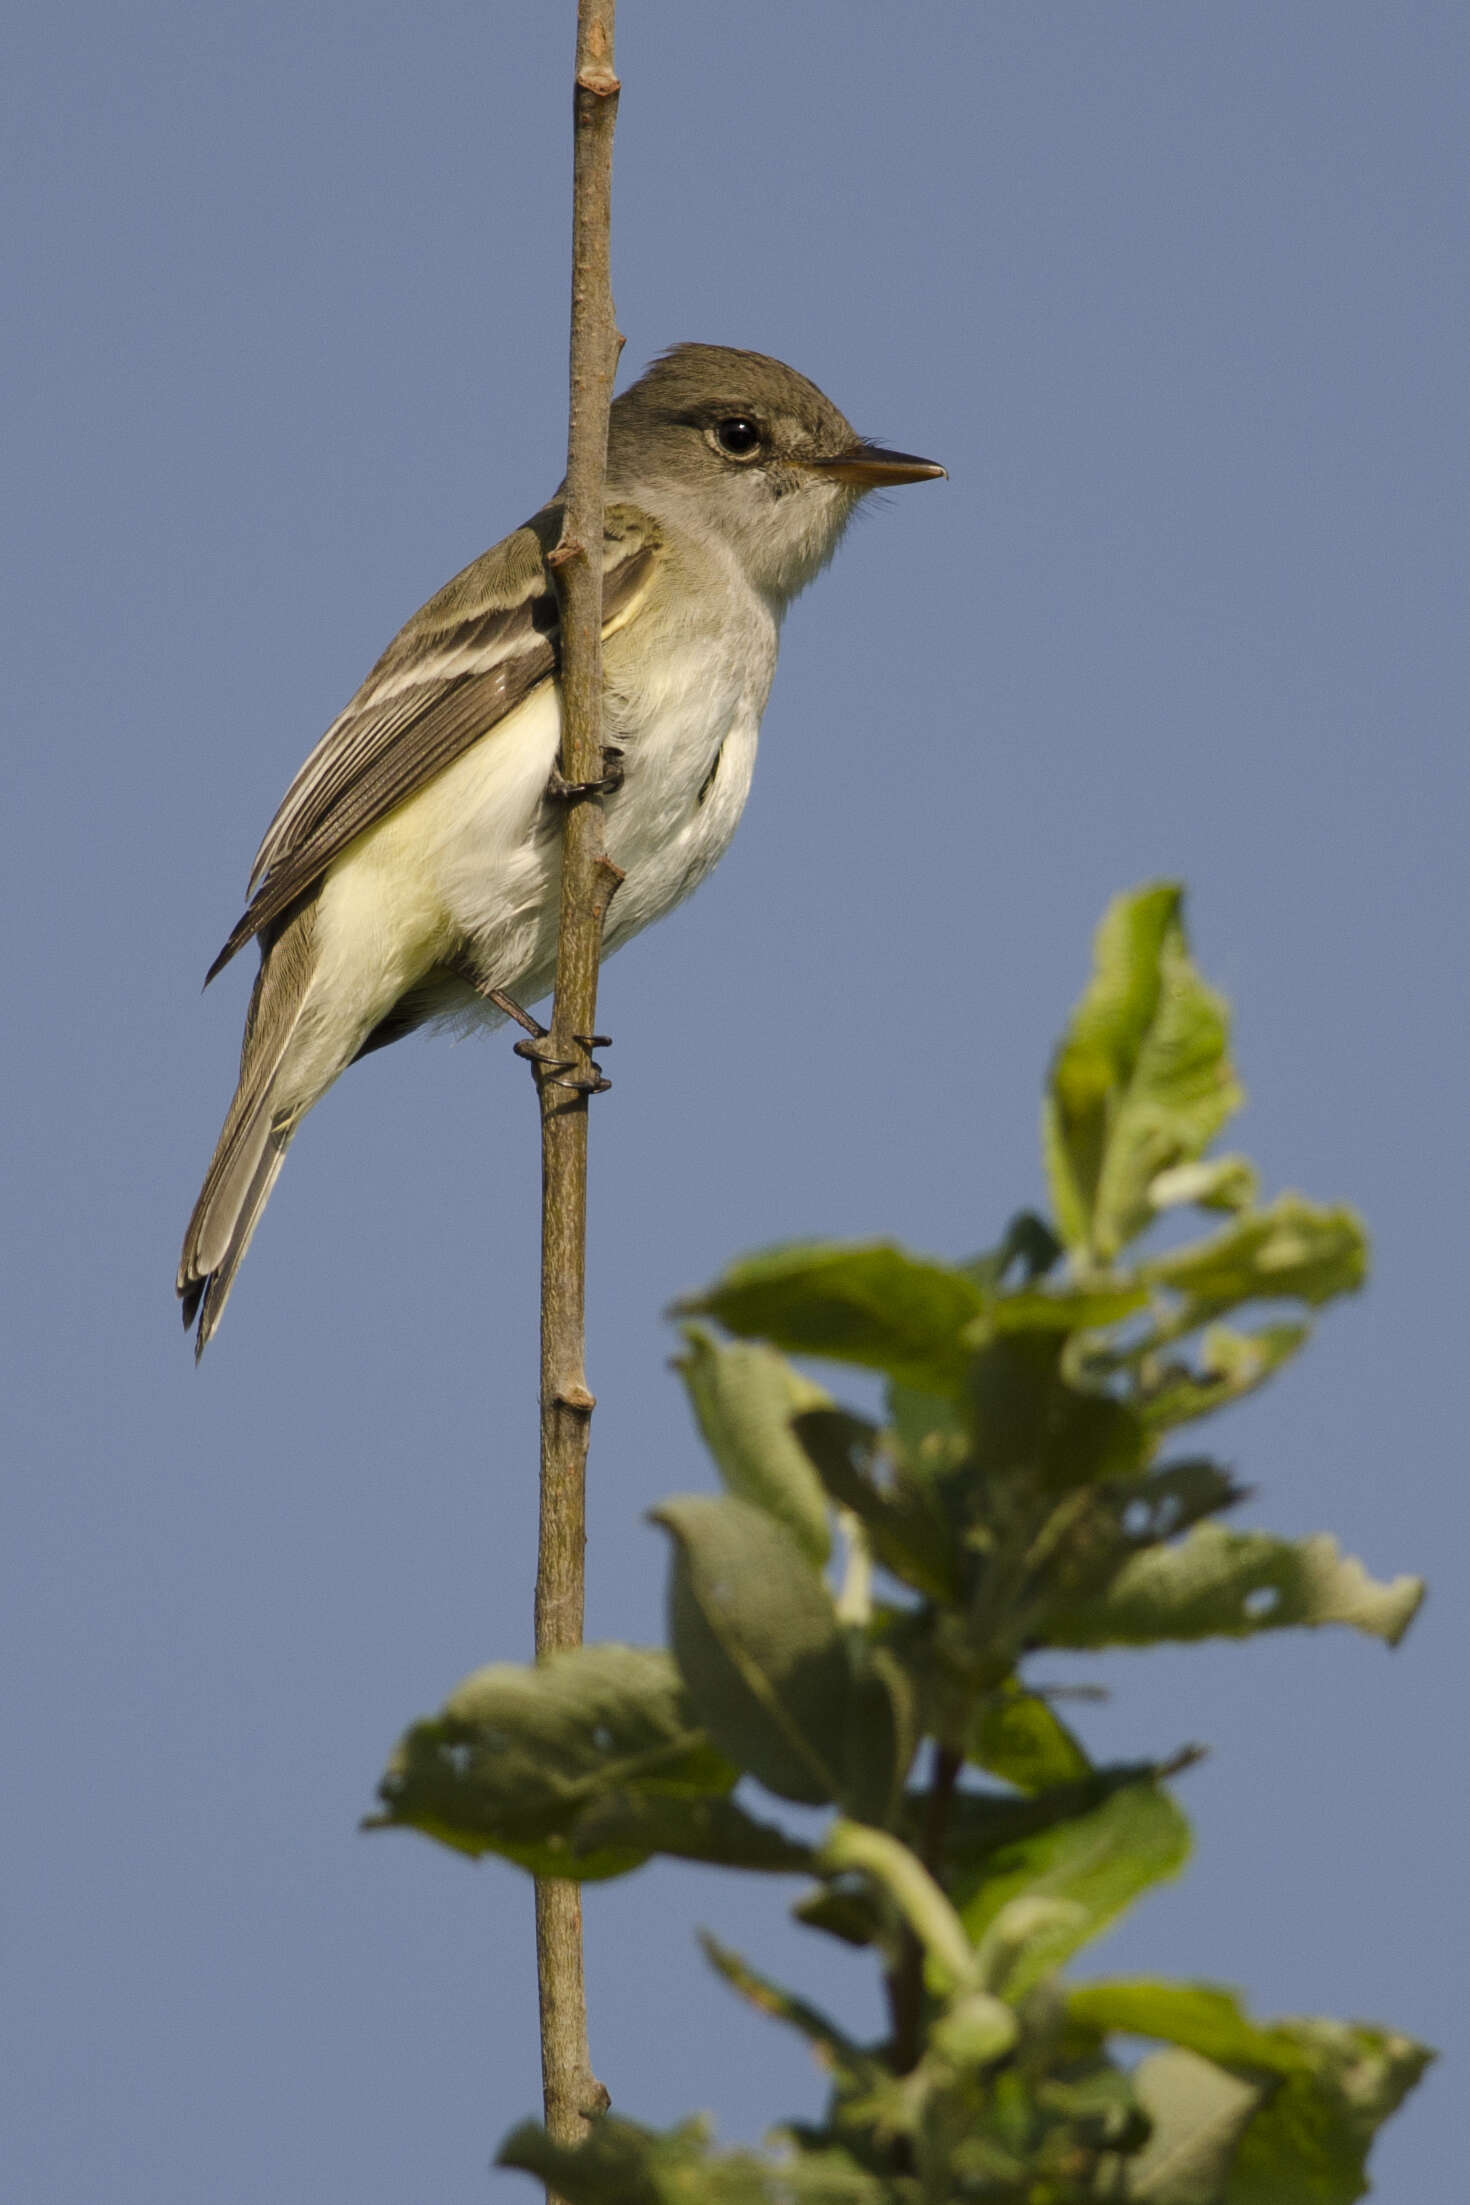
178 343 944 1355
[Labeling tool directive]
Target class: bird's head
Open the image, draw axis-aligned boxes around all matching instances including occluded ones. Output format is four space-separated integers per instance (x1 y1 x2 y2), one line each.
605 342 945 605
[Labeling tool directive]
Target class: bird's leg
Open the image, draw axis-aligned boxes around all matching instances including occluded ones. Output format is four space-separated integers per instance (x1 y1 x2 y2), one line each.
546 744 625 800
457 864 619 1094
479 987 577 1081
484 987 548 1039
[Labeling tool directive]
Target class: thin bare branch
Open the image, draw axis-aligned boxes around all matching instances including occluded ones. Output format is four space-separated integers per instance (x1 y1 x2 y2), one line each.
530 0 621 2177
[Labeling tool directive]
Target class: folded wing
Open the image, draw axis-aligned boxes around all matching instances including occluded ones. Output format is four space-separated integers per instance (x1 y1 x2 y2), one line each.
205 505 659 982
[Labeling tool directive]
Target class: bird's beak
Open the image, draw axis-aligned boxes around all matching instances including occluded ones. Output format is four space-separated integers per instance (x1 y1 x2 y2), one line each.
809 442 947 488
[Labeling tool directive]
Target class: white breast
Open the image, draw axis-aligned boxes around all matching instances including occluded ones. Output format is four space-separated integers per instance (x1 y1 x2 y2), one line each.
602 638 763 952
305 574 776 1060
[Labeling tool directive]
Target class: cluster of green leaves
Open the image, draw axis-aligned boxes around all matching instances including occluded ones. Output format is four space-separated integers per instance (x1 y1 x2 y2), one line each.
372 885 1430 2202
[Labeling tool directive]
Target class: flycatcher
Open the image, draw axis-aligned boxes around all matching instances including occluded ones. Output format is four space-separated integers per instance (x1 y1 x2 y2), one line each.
179 343 944 1354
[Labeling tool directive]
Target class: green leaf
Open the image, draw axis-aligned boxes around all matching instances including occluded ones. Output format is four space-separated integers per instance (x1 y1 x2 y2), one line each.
1148 1154 1260 1217
1044 884 1242 1261
818 1818 979 1995
984 1276 1152 1334
684 1943 924 2194
699 1930 879 2082
978 1462 1243 1643
1049 1525 1424 1649
1069 1979 1330 2073
796 1762 1181 1952
968 1682 1092 1791
675 1327 832 1564
1227 2022 1434 2205
1145 1198 1367 1316
1108 1459 1247 1545
794 1408 961 1601
953 1780 1191 1997
944 1761 1182 1860
886 1379 971 1484
369 1644 731 1878
570 1790 813 1875
655 1497 844 1806
498 2114 893 2205
790 1883 884 1950
969 1330 1147 1488
1018 1459 1245 1627
972 1895 1089 2000
963 1211 1065 1290
654 1496 911 1819
1033 2062 1151 2158
1115 2048 1262 2201
498 2114 679 2205
1137 1324 1309 1431
928 1988 1020 2069
678 1241 988 1394
1069 1983 1433 2204
841 1644 916 1830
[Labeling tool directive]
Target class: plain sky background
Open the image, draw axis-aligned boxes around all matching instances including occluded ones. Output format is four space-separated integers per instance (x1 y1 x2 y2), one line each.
4 4 1465 2198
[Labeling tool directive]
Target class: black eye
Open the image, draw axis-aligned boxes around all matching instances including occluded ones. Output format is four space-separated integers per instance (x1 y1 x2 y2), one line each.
714 416 761 457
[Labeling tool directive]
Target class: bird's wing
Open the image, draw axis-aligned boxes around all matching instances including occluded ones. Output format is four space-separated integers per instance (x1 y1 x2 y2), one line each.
204 504 660 983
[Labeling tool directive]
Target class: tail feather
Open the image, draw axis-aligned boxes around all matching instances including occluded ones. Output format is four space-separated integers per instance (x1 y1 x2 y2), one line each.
179 1120 294 1358
178 902 320 1357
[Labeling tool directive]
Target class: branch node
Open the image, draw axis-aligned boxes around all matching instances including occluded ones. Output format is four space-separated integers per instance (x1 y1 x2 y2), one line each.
548 537 585 570
555 1384 597 1416
576 67 621 98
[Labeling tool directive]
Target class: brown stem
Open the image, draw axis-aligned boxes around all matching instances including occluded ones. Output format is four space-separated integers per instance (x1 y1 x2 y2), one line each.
531 0 621 2184
921 1742 962 1877
884 1741 962 2079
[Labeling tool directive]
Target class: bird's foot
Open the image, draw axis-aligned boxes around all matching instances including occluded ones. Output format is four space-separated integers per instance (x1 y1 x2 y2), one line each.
487 994 613 1095
557 1030 613 1095
546 745 625 800
512 1031 612 1095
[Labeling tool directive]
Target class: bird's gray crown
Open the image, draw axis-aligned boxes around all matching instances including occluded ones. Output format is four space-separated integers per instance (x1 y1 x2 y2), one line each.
603 343 870 606
610 343 860 467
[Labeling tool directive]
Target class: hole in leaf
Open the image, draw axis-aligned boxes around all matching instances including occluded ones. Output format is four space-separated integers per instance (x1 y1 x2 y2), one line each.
592 1724 615 1753
1243 1586 1279 1619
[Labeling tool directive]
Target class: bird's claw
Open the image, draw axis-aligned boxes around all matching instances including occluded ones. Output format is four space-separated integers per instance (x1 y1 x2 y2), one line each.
513 1034 568 1069
511 1032 613 1096
547 746 625 800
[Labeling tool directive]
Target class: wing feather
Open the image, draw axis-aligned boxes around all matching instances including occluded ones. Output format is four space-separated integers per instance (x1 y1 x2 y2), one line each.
205 507 658 984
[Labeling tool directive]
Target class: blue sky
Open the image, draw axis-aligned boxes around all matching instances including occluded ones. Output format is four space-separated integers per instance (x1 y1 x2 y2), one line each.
4 4 1464 2197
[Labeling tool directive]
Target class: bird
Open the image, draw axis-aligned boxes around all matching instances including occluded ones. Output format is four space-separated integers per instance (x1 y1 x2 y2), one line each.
178 343 945 1355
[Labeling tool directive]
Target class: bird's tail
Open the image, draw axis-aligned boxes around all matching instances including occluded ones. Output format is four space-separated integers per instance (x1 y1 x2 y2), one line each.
178 903 321 1360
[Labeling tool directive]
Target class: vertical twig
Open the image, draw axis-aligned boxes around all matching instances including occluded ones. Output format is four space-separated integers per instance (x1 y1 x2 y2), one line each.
532 0 621 2175
884 1741 961 2078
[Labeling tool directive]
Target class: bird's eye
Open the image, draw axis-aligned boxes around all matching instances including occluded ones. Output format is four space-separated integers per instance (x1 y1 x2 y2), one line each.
714 416 762 457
